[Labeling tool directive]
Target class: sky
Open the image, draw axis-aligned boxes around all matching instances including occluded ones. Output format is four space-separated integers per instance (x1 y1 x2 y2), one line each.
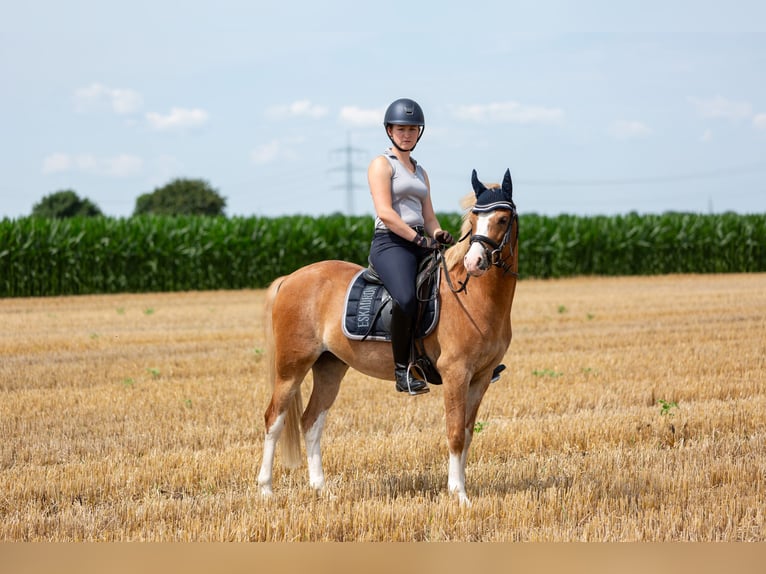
1 1 765 220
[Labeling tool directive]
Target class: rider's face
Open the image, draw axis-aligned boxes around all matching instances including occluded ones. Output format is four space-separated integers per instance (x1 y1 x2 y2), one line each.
388 125 421 150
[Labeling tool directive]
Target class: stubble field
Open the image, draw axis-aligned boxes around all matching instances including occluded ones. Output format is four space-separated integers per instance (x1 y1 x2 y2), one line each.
0 273 764 541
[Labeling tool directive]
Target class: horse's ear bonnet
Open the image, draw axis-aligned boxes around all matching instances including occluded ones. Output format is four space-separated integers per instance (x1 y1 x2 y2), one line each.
471 169 515 213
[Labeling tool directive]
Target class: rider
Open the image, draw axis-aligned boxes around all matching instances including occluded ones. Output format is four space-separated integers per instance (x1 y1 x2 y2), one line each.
368 98 454 395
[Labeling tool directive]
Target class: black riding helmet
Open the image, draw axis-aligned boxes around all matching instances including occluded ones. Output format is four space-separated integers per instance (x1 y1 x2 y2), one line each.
384 98 425 151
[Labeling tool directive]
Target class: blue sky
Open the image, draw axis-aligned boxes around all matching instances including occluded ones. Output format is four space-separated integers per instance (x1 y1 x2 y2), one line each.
1 1 765 219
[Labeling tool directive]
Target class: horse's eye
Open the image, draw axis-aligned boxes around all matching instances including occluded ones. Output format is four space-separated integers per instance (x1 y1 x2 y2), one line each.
497 216 509 226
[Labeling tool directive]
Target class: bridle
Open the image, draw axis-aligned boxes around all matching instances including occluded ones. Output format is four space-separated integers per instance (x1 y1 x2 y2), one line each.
441 203 519 294
468 206 519 276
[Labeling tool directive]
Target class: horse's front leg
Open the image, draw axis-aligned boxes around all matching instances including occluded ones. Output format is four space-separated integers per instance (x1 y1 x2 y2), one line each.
445 372 493 506
447 428 473 506
443 376 472 506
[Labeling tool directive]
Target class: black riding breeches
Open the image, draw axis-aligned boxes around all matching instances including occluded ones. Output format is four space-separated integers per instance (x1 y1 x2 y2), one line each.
369 230 427 318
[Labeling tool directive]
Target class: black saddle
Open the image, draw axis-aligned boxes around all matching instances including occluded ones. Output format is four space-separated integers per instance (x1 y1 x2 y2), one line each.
342 254 441 343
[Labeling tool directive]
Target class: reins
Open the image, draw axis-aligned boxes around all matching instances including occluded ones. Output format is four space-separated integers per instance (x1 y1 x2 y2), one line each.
439 245 471 294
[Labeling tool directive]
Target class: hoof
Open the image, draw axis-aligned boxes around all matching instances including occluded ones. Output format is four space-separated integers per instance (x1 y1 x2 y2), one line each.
259 484 273 498
309 480 325 493
491 364 506 383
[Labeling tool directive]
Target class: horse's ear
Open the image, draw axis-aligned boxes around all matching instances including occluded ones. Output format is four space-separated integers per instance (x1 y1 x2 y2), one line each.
471 169 486 197
502 169 513 197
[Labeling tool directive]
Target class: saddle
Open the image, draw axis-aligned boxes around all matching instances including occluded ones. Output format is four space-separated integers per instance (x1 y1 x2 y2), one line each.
342 253 441 342
342 252 444 386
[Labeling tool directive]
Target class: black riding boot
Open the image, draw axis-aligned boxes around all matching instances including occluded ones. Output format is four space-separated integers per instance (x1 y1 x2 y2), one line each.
390 302 429 395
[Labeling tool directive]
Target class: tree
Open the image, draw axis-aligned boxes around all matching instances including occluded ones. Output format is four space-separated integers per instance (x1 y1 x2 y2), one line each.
133 178 226 216
31 190 103 218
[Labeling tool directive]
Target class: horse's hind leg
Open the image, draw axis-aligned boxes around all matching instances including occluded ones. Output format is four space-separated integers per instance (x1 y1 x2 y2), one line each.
303 353 347 492
257 351 316 497
257 374 303 496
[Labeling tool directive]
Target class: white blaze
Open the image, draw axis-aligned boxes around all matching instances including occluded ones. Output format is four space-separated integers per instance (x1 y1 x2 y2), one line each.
464 213 493 277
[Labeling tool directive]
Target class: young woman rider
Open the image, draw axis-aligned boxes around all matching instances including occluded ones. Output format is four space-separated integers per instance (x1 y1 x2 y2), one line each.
367 98 454 395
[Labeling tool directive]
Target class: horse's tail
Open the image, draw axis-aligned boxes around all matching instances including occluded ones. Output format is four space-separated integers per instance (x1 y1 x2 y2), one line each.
263 276 303 469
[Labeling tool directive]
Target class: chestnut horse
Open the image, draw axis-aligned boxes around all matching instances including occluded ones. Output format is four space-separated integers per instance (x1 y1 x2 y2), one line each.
257 169 518 505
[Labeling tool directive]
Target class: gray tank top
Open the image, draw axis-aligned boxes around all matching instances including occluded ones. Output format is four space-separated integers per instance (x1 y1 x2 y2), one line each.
374 150 428 231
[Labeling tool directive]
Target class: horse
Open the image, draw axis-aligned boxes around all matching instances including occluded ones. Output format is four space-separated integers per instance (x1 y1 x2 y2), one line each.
257 169 518 505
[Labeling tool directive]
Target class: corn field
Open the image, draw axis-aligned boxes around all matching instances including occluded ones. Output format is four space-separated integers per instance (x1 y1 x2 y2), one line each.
521 212 766 277
0 215 372 296
1 212 765 297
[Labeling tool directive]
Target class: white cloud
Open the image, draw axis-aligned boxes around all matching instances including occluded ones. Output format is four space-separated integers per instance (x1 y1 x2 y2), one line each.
74 82 143 115
701 128 714 143
609 120 652 140
102 154 144 177
250 141 281 164
266 100 328 120
42 153 73 174
688 96 753 121
111 90 143 115
339 106 383 127
753 113 766 130
42 153 143 177
146 107 209 131
450 101 564 124
250 137 305 165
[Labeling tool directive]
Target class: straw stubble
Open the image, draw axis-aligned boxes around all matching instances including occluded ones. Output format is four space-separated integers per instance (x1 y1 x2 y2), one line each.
1 274 764 540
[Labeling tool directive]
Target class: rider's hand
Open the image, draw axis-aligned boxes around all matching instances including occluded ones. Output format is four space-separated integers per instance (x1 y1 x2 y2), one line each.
434 229 454 246
414 234 439 251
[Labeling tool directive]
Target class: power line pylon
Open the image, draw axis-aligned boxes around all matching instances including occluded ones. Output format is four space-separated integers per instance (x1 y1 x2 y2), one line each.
331 132 366 215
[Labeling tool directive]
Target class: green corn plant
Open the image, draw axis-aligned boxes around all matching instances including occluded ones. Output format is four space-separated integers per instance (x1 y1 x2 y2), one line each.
1 212 764 297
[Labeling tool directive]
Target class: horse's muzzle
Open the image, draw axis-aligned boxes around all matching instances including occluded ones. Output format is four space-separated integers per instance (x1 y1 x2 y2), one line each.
464 243 489 277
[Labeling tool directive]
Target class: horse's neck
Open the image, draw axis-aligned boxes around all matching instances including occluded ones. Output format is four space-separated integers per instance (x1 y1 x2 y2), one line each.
475 268 516 313
447 263 517 323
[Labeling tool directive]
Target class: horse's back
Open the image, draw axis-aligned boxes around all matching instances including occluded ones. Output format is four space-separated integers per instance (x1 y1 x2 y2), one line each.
269 259 362 336
279 259 362 291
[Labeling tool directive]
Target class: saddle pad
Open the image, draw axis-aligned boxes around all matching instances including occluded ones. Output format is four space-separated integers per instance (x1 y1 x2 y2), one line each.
342 269 439 342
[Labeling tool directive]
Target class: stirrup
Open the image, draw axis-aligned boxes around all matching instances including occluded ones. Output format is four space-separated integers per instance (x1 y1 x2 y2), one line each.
491 364 506 383
395 364 429 396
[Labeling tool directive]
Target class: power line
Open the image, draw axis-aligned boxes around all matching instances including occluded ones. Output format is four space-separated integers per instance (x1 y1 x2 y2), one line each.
330 132 366 215
437 161 766 188
519 161 766 187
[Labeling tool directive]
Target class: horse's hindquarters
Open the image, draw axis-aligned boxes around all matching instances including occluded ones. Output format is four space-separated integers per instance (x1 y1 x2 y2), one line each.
270 260 394 379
